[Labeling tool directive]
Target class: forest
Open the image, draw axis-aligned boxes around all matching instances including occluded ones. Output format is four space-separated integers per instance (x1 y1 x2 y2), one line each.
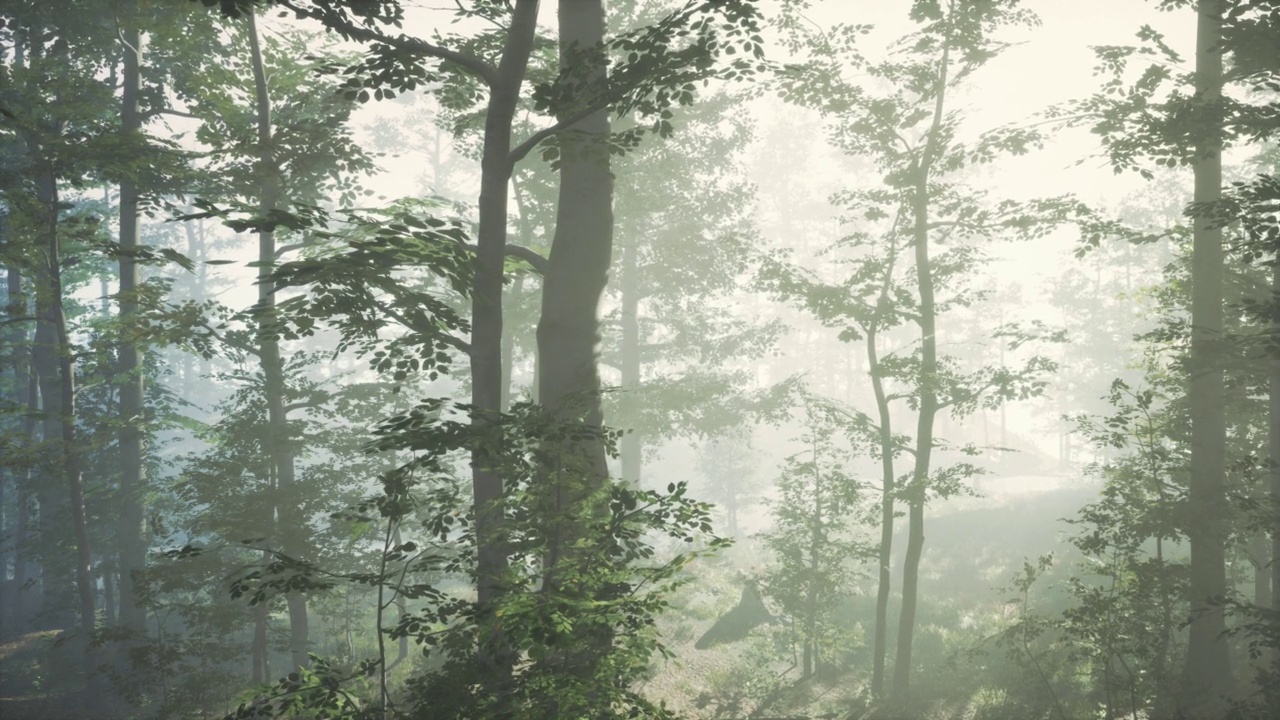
0 0 1277 718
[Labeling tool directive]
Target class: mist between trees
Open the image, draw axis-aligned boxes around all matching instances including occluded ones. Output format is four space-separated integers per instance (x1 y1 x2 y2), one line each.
0 1 1277 719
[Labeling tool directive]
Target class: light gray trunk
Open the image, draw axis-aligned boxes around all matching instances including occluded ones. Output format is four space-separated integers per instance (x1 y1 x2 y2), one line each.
35 170 97 650
869 278 897 697
533 0 614 696
470 0 541 699
619 238 641 485
245 9 309 672
1181 1 1233 714
116 18 148 639
892 37 949 702
538 0 613 578
1272 257 1280 669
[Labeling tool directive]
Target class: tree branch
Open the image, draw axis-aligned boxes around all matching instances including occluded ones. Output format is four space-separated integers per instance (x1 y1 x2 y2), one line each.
141 108 201 122
463 242 548 275
509 101 611 166
284 399 326 414
200 323 260 358
502 244 548 274
277 0 497 86
373 299 472 355
274 242 308 258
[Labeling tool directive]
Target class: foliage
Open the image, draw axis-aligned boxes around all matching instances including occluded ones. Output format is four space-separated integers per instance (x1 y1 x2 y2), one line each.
759 397 873 678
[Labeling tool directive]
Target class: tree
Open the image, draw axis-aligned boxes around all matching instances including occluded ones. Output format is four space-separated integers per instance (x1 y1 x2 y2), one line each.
1061 1 1280 712
115 0 148 642
768 0 1066 703
0 0 122 658
759 398 869 679
1184 0 1233 708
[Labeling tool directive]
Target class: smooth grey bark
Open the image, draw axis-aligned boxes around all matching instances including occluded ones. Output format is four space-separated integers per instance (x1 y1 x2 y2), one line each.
31 314 62 624
3 267 36 633
1181 1 1233 713
470 0 542 696
619 236 641 486
251 595 270 683
101 561 116 627
116 19 148 639
34 170 96 648
245 9 309 672
532 0 613 693
869 234 900 698
500 273 524 413
538 0 613 576
1272 257 1280 667
892 38 950 702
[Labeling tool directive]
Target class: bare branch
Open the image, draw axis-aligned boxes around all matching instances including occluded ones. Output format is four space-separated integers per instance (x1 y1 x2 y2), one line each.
141 108 201 122
274 242 307 258
502 244 548 274
509 103 609 166
462 242 548 275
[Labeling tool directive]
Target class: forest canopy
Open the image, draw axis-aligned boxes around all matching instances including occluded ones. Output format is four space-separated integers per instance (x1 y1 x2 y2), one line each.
0 1 1277 719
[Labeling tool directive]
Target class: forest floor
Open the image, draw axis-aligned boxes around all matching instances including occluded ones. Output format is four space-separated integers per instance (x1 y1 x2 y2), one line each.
644 471 1096 719
0 630 116 720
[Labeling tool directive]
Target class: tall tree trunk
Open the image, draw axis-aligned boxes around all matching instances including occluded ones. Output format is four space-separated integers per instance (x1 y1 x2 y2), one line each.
251 593 270 684
101 561 116 627
470 0 541 700
533 0 613 694
804 440 823 679
116 18 148 639
891 38 949 702
245 10 309 672
11 478 32 632
3 266 36 635
500 274 524 413
31 314 62 626
539 0 613 574
1182 1 1233 713
869 247 898 698
1269 205 1280 687
619 236 641 486
35 170 97 650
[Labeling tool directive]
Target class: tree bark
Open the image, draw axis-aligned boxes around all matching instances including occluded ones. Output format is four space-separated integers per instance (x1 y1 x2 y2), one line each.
116 17 149 639
532 0 614 694
252 594 270 684
246 9 309 672
869 271 897 698
1269 193 1280 686
538 0 613 574
3 266 36 635
34 169 96 649
891 37 949 702
30 312 62 626
619 236 641 486
500 274 524 413
470 0 541 699
1182 1 1233 713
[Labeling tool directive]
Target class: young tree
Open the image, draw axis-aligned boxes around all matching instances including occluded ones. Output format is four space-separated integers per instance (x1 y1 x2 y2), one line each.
769 0 1065 702
760 398 869 679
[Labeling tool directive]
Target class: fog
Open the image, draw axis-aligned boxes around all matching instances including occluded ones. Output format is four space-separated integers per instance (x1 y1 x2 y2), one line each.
0 1 1275 719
